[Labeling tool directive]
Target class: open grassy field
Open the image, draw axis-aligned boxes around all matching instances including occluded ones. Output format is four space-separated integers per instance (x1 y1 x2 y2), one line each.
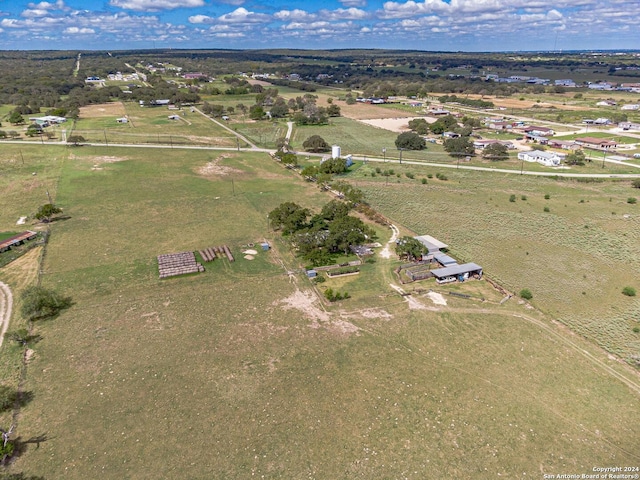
71 102 244 147
1 144 639 478
349 166 640 364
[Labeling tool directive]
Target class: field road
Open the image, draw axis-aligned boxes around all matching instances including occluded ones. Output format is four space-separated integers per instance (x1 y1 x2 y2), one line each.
3 139 640 179
0 282 13 350
192 106 258 149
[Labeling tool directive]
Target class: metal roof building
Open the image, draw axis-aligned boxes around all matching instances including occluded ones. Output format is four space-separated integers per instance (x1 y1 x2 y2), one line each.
414 235 448 254
431 263 483 283
433 252 458 267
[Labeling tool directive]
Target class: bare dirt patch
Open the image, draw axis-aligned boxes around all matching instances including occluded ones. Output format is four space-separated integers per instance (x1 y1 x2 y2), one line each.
79 102 126 118
196 154 243 177
358 116 435 133
445 94 590 111
351 308 393 320
330 101 415 120
328 319 360 335
278 290 330 326
427 291 447 306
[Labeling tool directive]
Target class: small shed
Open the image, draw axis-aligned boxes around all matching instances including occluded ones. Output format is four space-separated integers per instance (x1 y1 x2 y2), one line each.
433 252 458 267
431 263 483 284
260 242 270 251
306 269 317 278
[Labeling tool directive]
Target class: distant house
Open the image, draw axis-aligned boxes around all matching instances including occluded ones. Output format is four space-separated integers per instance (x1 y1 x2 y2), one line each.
621 104 640 110
524 134 549 145
140 99 171 107
428 108 450 116
442 131 460 138
517 150 562 167
413 235 448 255
523 125 555 136
116 117 128 124
473 139 514 150
183 72 207 80
574 137 618 149
596 100 616 106
28 115 67 126
593 118 611 125
547 139 579 150
487 121 511 130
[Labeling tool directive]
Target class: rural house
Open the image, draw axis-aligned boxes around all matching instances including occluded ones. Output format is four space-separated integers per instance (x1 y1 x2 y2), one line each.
517 150 562 167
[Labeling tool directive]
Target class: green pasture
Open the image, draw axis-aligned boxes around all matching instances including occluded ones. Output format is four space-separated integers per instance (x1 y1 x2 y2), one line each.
555 131 640 144
0 145 66 231
351 168 640 363
233 120 289 149
70 102 244 148
1 144 640 478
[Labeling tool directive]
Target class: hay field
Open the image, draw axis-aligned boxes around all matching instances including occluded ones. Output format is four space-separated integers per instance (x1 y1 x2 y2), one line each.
1 146 639 478
351 168 640 364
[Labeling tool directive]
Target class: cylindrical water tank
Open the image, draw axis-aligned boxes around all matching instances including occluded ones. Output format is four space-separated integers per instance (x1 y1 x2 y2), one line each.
331 145 341 159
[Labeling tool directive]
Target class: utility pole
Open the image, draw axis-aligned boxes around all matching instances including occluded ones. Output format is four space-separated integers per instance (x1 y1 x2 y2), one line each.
104 130 109 147
382 148 386 162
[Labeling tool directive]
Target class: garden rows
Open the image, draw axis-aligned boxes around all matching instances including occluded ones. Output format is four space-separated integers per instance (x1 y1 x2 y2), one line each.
199 245 234 263
157 251 204 279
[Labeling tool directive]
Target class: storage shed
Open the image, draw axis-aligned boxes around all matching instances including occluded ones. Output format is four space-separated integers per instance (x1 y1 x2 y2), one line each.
433 252 458 267
431 263 483 284
414 235 448 254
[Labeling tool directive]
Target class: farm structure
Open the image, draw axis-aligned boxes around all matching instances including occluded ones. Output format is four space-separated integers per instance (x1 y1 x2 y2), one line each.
0 231 38 253
157 251 204 279
414 235 448 255
431 263 483 284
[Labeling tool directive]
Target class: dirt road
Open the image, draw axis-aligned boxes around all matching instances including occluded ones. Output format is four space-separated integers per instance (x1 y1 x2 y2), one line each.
0 282 13 349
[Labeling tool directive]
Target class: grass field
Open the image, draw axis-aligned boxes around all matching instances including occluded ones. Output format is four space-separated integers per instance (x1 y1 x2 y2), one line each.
1 144 640 477
349 167 640 364
71 102 244 147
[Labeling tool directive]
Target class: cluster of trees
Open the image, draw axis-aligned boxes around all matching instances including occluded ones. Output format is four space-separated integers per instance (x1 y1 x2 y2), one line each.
481 143 509 161
395 131 426 150
438 94 494 109
395 236 428 261
269 199 375 266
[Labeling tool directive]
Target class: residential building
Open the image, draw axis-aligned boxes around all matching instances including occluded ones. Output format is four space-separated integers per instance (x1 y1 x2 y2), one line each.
517 150 562 166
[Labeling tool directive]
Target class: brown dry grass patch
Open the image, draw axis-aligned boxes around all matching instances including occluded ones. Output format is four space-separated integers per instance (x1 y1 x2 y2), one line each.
196 153 243 177
79 102 126 118
443 94 590 111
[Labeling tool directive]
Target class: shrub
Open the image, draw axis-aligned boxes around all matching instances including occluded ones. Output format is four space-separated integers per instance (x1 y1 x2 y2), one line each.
521 195 527 201
405 172 414 179
544 194 550 199
632 179 640 189
628 197 637 204
622 286 636 297
421 178 427 184
21 286 72 321
427 174 433 179
509 194 516 202
544 206 550 212
520 288 533 300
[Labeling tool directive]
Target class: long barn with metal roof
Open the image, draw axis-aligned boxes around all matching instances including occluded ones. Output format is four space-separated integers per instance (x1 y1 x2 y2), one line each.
431 263 483 284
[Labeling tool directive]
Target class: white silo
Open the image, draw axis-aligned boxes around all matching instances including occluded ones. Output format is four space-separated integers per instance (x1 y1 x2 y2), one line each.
331 145 341 159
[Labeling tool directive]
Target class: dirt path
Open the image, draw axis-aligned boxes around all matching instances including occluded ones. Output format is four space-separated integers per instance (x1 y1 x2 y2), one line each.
0 282 13 349
379 224 399 259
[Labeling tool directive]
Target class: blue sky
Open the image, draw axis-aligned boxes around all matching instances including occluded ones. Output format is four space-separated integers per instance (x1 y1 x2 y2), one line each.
0 0 638 51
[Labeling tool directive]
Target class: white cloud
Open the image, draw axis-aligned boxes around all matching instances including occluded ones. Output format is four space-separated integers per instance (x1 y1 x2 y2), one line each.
341 0 367 5
188 14 213 24
323 8 368 20
27 0 66 9
109 0 205 12
274 9 316 22
218 7 270 24
64 26 95 34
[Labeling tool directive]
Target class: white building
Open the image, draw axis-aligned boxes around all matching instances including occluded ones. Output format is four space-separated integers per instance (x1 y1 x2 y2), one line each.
517 150 562 167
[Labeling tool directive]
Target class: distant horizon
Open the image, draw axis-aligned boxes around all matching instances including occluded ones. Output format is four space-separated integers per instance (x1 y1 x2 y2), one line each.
1 1 639 52
1 47 640 55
